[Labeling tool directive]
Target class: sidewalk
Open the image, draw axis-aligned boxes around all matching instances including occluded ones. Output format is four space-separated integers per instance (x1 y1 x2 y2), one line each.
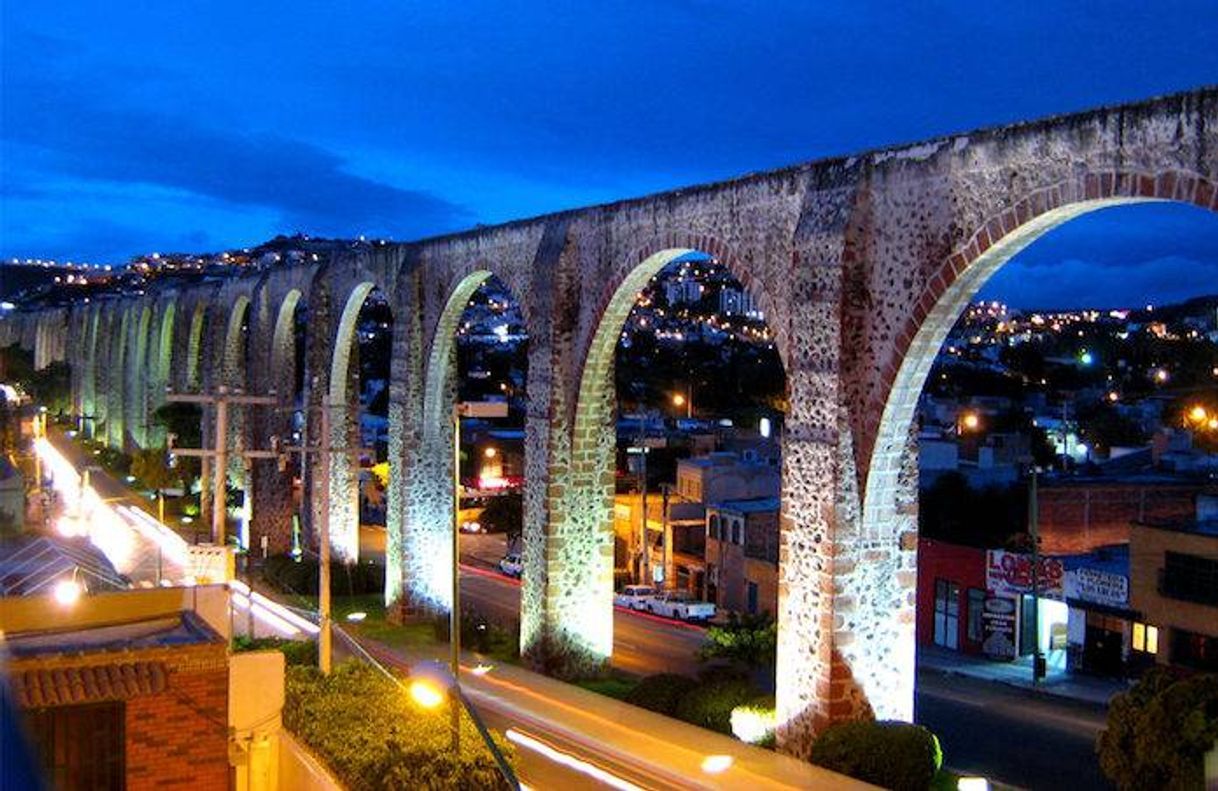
917 644 1131 706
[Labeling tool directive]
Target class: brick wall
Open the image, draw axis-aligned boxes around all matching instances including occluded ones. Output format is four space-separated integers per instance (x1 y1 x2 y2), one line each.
1038 483 1201 554
125 643 229 791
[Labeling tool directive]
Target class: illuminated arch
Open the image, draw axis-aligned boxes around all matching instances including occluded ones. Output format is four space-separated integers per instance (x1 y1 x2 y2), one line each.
270 289 303 392
186 303 208 390
326 281 380 562
558 243 782 665
856 172 1218 726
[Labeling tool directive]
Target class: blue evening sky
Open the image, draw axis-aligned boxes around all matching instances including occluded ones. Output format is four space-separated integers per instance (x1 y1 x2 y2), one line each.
2 2 1216 308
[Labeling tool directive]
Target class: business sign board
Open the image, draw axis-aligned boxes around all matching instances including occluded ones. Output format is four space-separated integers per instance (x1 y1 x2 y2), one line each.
1064 566 1129 607
986 550 1064 600
981 594 1018 660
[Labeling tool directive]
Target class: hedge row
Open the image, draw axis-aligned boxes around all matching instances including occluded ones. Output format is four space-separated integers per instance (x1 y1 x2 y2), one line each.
233 636 317 667
284 663 515 790
623 673 942 789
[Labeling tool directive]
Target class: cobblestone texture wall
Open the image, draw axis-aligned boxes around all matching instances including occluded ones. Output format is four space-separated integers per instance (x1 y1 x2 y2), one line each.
13 88 1215 759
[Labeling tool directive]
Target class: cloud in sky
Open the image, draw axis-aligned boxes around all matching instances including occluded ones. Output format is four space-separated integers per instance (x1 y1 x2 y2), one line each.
977 203 1218 308
1 1 1216 309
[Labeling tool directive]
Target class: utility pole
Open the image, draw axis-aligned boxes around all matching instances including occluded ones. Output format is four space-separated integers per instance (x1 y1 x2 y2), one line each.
166 386 279 546
660 483 672 590
277 398 372 676
636 412 649 585
1028 465 1045 683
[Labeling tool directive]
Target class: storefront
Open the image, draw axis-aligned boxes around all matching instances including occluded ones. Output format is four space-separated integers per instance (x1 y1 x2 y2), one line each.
1061 545 1151 677
984 549 1070 671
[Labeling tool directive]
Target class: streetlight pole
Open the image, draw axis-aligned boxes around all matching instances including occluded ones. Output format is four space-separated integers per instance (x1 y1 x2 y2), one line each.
450 400 508 755
637 412 649 585
318 401 332 675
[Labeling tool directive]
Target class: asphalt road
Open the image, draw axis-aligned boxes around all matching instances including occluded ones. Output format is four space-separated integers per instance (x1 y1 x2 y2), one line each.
459 567 709 677
461 569 1112 789
915 670 1111 790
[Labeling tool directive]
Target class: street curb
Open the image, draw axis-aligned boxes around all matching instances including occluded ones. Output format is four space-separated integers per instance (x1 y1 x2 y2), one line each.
917 663 1124 707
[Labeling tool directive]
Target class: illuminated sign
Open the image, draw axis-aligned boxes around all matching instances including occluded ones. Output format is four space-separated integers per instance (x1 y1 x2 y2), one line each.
986 550 1064 600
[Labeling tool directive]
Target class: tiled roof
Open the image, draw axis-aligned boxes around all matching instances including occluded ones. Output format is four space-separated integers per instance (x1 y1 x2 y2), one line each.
11 661 167 708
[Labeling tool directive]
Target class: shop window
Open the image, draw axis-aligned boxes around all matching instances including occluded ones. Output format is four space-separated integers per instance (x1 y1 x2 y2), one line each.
708 515 720 540
933 578 960 649
1131 622 1159 655
967 588 986 643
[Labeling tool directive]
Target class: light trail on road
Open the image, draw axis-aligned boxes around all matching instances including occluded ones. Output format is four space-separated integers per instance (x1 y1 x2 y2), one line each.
35 436 317 640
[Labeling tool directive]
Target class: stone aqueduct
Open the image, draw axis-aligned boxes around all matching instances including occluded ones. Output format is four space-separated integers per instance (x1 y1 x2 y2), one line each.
5 87 1215 754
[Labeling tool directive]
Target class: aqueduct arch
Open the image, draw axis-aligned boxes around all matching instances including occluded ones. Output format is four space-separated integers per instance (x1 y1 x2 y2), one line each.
325 280 383 562
7 87 1213 757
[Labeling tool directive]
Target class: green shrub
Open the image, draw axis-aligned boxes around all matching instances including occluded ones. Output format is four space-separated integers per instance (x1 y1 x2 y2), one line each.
698 612 777 669
810 719 942 791
1097 668 1218 790
283 663 514 789
625 673 698 716
674 679 757 734
233 636 317 666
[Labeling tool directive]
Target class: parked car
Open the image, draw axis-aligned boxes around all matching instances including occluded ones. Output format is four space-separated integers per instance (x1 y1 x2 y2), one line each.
459 519 483 533
498 553 523 577
647 592 716 622
614 585 658 610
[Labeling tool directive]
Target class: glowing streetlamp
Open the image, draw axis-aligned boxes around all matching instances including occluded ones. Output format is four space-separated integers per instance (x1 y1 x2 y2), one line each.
1187 404 1209 424
407 661 519 788
409 678 445 710
959 411 981 433
483 446 497 459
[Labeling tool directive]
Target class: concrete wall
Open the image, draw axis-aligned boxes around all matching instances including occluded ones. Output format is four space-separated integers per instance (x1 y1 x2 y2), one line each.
1129 523 1218 651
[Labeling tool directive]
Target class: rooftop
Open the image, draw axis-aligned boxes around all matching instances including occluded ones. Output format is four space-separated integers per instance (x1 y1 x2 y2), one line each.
709 497 781 513
2 611 222 660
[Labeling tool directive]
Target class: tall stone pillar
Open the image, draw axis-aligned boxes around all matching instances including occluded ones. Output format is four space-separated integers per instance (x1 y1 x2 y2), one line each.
517 220 613 678
249 290 295 556
386 262 423 611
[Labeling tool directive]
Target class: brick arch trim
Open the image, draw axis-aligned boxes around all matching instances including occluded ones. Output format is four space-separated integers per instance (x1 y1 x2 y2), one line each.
863 168 1218 533
420 269 497 432
592 231 788 373
888 169 1217 403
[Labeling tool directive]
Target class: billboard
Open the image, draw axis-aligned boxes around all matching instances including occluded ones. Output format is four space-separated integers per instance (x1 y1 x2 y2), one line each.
986 550 1064 600
981 595 1018 660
